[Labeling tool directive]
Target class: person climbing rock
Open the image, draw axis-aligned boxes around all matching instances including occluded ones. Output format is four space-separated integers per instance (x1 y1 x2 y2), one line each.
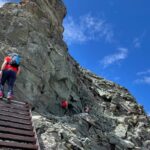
61 100 69 109
84 105 90 113
0 53 21 100
61 99 82 115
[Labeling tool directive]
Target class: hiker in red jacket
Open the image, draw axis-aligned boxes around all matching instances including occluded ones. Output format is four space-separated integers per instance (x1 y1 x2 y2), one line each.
0 53 21 100
61 100 69 109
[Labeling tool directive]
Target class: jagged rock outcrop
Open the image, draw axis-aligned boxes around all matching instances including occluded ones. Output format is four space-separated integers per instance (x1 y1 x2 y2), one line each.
0 0 150 149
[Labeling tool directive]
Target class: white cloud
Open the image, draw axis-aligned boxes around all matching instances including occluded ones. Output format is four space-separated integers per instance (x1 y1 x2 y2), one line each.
63 14 114 44
133 32 146 49
63 17 87 44
133 38 141 48
136 69 150 76
0 0 9 7
134 76 150 85
101 48 128 67
135 69 150 85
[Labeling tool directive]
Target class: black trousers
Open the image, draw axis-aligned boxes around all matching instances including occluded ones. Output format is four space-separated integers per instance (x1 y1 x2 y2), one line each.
0 70 16 94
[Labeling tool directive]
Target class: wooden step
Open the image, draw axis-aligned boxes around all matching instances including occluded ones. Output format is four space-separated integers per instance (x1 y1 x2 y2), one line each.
1 97 27 105
0 141 38 150
0 115 31 125
0 133 36 143
0 110 31 120
0 120 33 130
0 102 29 111
0 98 29 107
0 126 34 136
0 107 30 115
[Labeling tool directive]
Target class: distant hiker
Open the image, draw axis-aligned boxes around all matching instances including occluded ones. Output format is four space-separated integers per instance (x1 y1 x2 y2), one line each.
84 106 90 113
61 100 69 109
0 53 21 100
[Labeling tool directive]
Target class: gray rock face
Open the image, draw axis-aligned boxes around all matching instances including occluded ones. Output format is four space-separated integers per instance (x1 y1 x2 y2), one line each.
0 0 150 149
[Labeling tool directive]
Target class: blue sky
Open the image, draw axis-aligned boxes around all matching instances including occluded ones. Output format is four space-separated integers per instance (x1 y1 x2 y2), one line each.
0 0 150 114
63 0 150 114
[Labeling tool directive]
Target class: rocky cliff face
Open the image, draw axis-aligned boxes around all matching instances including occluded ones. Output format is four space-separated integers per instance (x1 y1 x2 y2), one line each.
0 0 150 149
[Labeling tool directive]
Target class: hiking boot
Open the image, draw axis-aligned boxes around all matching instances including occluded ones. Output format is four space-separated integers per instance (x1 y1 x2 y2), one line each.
0 91 3 99
7 92 13 100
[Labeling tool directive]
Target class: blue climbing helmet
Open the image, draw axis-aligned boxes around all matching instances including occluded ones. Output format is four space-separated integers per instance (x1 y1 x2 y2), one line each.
9 53 21 67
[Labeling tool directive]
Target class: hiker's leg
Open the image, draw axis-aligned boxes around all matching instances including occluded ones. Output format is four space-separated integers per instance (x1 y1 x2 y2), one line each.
0 70 8 88
7 70 16 97
0 70 8 97
0 70 8 98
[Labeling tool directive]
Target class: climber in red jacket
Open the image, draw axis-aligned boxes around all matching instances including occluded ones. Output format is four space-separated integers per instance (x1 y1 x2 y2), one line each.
61 100 69 109
0 53 21 100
